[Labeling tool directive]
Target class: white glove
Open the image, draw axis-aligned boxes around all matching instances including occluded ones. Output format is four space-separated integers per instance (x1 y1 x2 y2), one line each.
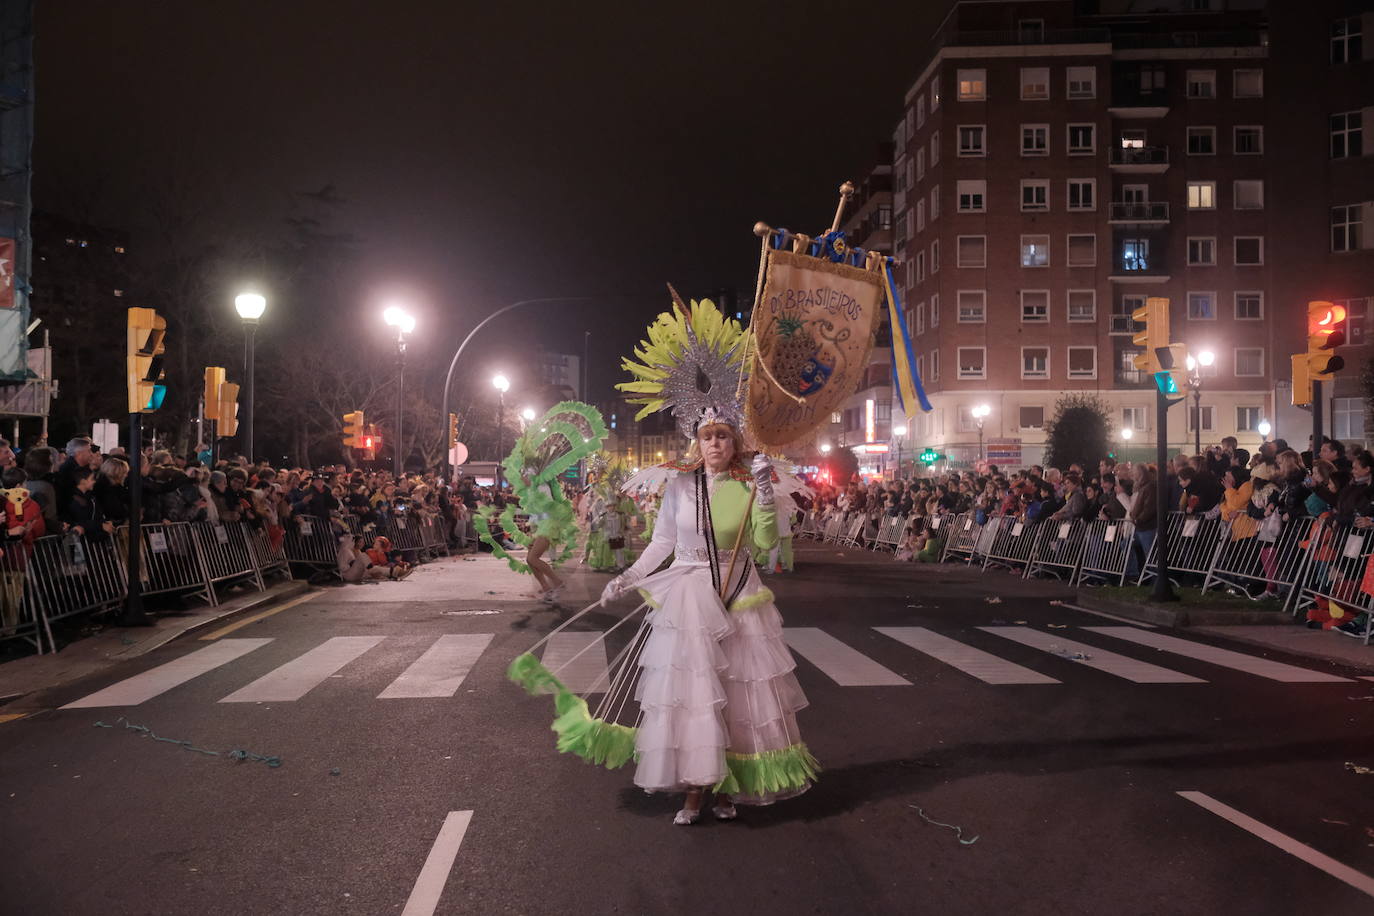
600 574 633 606
751 453 775 506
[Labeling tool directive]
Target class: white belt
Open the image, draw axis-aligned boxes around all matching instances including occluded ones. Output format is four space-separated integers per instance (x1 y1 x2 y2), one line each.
674 545 737 563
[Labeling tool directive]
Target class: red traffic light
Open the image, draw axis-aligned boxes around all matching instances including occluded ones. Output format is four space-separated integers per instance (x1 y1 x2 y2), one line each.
1308 301 1348 337
362 435 374 449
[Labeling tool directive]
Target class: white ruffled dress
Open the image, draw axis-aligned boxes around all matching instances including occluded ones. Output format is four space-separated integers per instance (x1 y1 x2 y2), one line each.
623 467 816 805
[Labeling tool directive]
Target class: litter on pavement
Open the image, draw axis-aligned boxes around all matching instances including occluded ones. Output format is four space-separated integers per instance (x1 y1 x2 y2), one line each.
909 805 979 846
1345 761 1374 776
94 718 282 768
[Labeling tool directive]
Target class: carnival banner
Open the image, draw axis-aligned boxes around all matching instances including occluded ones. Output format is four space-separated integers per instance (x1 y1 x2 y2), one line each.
746 248 882 448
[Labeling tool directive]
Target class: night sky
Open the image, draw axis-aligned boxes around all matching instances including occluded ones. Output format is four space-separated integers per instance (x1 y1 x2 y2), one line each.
34 1 945 399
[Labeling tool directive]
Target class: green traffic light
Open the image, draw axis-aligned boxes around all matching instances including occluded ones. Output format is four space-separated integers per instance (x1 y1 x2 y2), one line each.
1153 371 1178 395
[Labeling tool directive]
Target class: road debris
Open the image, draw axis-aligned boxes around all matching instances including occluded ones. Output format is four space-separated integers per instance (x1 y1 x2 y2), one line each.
983 597 1002 604
909 805 979 846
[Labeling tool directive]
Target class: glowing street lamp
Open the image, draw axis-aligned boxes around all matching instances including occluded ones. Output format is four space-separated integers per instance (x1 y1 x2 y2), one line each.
233 292 266 462
971 403 991 462
492 373 510 487
820 442 832 454
1185 348 1216 455
892 423 908 479
1121 427 1134 441
382 305 417 474
1258 419 1272 441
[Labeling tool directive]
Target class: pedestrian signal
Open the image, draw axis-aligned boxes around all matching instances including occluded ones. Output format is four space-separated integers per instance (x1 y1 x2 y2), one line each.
126 308 167 413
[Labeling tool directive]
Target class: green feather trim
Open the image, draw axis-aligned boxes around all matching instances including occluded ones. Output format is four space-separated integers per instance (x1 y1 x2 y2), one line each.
714 743 820 797
728 587 775 612
507 652 638 770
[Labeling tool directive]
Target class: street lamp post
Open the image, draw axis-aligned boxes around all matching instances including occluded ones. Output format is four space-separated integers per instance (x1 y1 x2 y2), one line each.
892 423 908 480
492 373 510 489
1185 349 1215 456
971 404 991 464
1258 419 1272 445
233 292 266 462
383 305 417 476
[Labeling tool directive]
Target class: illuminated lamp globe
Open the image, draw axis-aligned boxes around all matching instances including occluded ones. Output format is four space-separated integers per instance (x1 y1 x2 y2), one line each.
234 292 266 323
491 374 510 393
1121 428 1134 441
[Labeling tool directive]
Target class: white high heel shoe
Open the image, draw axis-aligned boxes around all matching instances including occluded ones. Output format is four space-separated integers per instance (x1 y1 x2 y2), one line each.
711 802 738 821
673 807 702 826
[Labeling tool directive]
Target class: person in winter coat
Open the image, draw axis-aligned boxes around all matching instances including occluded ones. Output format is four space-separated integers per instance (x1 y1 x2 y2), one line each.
23 447 60 533
94 457 131 526
1127 464 1158 579
1265 450 1310 523
61 468 113 543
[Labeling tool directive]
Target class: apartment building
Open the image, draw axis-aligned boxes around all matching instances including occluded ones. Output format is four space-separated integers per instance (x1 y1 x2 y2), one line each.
894 0 1281 467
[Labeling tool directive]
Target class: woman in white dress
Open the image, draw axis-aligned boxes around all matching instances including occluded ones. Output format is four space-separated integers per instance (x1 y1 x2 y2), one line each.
600 416 817 824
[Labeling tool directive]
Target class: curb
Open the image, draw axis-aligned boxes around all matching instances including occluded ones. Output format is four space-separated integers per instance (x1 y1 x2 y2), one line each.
1073 593 1295 629
108 579 314 661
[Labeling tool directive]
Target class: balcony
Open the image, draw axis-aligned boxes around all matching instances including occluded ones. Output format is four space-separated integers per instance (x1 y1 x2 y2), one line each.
1108 89 1170 119
1108 201 1170 224
1112 30 1267 51
932 27 1111 51
1109 145 1169 173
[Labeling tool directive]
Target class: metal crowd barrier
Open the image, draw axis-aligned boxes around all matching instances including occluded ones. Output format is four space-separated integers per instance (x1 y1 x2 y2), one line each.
822 514 845 544
799 511 820 540
840 515 865 548
1291 521 1374 643
940 513 981 563
1075 519 1136 586
246 524 291 582
1137 512 1228 586
284 515 344 568
190 521 264 596
873 514 906 551
1202 513 1311 610
9 534 127 653
1026 519 1089 581
119 522 214 606
980 516 1040 574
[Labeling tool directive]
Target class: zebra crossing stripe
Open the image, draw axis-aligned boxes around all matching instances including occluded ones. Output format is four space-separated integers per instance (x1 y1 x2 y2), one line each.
401 810 474 916
783 628 911 686
540 632 611 694
874 627 1060 685
379 635 495 699
980 627 1206 684
219 636 384 703
1083 627 1353 683
61 639 274 709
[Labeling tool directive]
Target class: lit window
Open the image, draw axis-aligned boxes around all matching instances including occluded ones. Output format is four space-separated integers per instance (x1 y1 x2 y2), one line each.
1020 290 1050 323
1187 291 1216 320
958 125 985 157
1020 180 1049 212
1121 239 1149 271
1235 291 1263 320
1187 181 1216 210
1187 237 1216 266
1020 234 1050 268
1067 179 1095 211
1067 289 1095 323
957 347 987 379
957 180 986 212
113 246 126 254
1186 126 1215 155
1234 236 1264 265
1234 126 1264 155
1020 67 1049 100
957 290 986 323
1067 234 1096 267
1186 70 1216 99
957 69 987 101
1021 124 1049 156
1066 66 1096 99
1067 347 1096 380
112 289 124 298
1021 347 1049 379
1233 69 1263 99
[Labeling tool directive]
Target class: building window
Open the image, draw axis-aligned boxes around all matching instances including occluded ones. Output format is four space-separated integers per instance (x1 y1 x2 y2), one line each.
1020 67 1049 100
916 95 926 129
1067 123 1095 154
930 186 940 221
905 304 917 340
957 179 986 212
1020 234 1050 268
1067 234 1096 267
1020 290 1050 323
1236 406 1261 433
915 354 924 381
1018 18 1045 42
957 235 986 268
1067 289 1095 323
1187 237 1216 266
1332 204 1364 252
1122 406 1146 431
1234 126 1264 155
1186 126 1215 156
1067 347 1097 380
958 125 986 157
931 130 940 165
1189 405 1216 433
1113 295 1146 335
1234 236 1264 265
931 76 940 109
1066 66 1096 99
1186 70 1216 99
930 293 939 327
1234 348 1264 377
1021 347 1049 380
1187 291 1217 320
916 302 926 335
931 240 940 273
915 148 925 182
1021 124 1049 156
1234 180 1264 210
1020 179 1049 212
1121 238 1149 271
930 349 940 381
958 69 986 101
1235 291 1263 320
1332 17 1363 64
1020 406 1045 430
1331 112 1364 159
1334 397 1366 440
1067 179 1095 211
1187 181 1216 210
916 250 926 282
916 200 926 233
957 290 986 323
957 347 986 380
1137 65 1166 93
1233 69 1263 99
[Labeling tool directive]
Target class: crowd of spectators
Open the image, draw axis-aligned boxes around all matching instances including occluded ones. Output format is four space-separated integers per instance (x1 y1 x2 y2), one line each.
803 434 1374 638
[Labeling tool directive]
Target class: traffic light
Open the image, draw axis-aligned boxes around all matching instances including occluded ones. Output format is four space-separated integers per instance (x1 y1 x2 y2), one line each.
126 307 167 413
203 367 225 421
447 412 459 449
1131 297 1170 373
1152 343 1189 403
342 410 365 448
1292 353 1313 407
1307 300 1347 380
218 382 240 438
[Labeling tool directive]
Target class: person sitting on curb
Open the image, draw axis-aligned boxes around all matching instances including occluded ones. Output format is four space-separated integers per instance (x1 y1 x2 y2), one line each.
336 534 393 583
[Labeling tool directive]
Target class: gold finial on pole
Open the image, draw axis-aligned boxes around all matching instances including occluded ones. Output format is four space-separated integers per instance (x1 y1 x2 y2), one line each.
830 180 856 234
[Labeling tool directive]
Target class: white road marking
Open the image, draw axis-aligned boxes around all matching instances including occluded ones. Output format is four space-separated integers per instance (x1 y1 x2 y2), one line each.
1178 791 1374 899
1050 601 1157 628
401 810 474 916
980 627 1205 684
379 634 495 699
783 628 910 686
219 636 383 703
1083 627 1353 683
61 639 274 709
874 627 1060 685
541 632 611 694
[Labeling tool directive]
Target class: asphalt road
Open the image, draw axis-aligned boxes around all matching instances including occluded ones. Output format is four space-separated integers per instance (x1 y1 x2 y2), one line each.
4 543 1374 915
